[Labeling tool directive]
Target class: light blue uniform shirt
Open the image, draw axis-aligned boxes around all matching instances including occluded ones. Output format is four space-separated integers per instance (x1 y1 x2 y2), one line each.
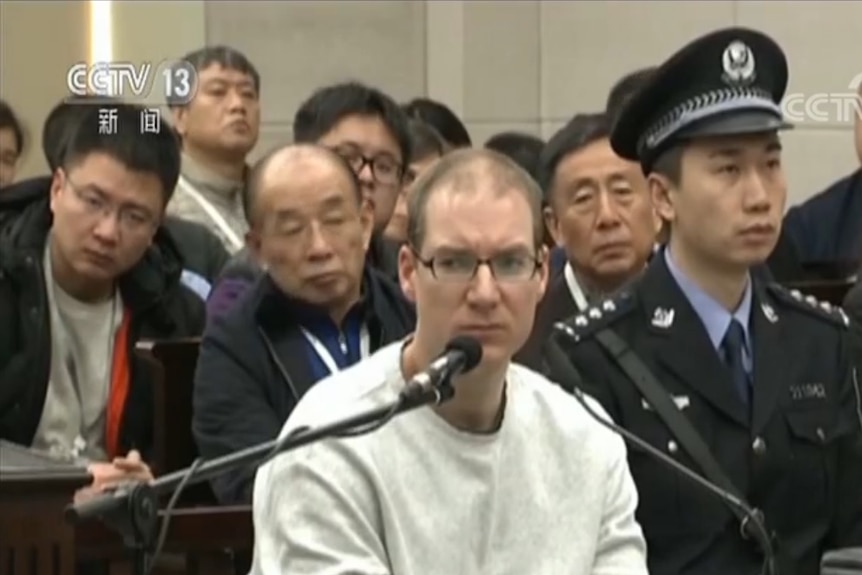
664 248 753 373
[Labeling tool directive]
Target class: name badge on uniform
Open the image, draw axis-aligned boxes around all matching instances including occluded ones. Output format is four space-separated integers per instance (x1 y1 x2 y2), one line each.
789 383 827 402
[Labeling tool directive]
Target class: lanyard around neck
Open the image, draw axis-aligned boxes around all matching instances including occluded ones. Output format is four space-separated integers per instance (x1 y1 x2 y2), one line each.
177 175 244 250
300 324 370 375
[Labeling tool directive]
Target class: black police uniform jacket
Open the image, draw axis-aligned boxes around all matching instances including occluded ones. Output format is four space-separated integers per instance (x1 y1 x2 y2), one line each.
549 251 862 575
0 180 206 460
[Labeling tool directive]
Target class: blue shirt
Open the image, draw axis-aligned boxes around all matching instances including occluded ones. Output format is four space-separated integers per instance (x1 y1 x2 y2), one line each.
300 307 365 382
665 248 753 373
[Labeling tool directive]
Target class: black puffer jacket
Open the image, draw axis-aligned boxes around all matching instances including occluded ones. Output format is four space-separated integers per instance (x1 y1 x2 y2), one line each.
0 179 205 459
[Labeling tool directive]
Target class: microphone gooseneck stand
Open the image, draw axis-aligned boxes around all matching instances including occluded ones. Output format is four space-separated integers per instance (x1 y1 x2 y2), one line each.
65 377 457 575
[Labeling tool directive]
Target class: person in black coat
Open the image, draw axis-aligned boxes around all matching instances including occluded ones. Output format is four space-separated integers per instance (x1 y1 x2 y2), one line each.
0 104 205 495
192 144 415 504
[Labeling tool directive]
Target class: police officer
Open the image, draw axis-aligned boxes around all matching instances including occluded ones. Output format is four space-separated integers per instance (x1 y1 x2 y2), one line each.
549 27 862 575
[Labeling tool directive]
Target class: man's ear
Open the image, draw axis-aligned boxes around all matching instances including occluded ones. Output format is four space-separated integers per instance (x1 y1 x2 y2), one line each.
171 106 188 139
360 197 374 251
246 227 264 265
535 244 549 302
398 243 417 303
49 168 65 215
542 204 563 247
648 173 675 225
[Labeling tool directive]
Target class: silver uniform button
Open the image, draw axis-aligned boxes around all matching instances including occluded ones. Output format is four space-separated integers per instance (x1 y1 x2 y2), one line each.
667 440 678 454
752 437 767 455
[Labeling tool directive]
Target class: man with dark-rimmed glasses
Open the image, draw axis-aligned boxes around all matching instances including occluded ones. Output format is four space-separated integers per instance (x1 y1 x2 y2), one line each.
0 103 204 500
248 148 648 575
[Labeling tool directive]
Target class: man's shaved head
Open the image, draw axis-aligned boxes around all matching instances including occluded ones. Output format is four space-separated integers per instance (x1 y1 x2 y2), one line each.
245 143 360 227
405 148 545 250
245 143 373 317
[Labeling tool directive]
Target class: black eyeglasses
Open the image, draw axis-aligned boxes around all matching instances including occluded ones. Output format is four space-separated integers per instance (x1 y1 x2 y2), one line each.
333 148 403 186
412 247 542 283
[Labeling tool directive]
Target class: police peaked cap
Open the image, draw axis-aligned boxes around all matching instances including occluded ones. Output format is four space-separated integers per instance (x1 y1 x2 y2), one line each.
611 27 792 172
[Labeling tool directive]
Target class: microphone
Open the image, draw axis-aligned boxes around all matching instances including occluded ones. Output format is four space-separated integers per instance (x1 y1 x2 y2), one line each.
400 336 484 404
545 329 778 575
66 335 486 575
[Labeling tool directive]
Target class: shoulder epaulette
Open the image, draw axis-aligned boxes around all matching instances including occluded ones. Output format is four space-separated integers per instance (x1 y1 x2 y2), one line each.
766 284 850 328
553 291 637 343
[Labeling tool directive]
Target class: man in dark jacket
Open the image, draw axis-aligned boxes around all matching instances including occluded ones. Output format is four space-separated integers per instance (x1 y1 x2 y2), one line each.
0 103 205 494
193 144 415 505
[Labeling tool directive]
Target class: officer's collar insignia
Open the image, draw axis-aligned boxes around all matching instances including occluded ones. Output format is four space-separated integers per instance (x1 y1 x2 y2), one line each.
651 307 675 329
721 40 757 86
761 302 778 323
554 294 634 343
642 395 690 411
770 285 850 328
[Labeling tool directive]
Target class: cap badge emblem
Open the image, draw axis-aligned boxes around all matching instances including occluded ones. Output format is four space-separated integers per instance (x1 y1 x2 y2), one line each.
721 40 756 86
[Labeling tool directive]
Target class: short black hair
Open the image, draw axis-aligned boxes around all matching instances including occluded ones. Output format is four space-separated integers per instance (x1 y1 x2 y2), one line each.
651 144 684 185
606 66 657 122
294 81 411 167
62 104 181 206
484 132 545 181
407 119 445 163
538 113 612 200
402 98 472 148
0 99 25 157
406 148 544 251
171 45 261 107
42 96 123 171
245 144 360 227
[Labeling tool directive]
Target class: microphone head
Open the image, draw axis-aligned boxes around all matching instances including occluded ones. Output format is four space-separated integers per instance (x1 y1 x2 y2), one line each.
445 336 483 373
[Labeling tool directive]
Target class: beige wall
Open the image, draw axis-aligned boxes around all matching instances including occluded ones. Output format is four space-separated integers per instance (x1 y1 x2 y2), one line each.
2 0 859 207
0 1 88 179
203 0 861 207
0 1 204 180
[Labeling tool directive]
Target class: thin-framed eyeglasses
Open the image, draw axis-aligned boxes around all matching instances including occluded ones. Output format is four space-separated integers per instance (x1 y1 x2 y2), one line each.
411 247 542 283
63 174 157 235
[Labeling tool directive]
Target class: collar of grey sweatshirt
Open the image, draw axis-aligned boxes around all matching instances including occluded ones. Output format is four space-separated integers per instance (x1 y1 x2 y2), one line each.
181 152 247 205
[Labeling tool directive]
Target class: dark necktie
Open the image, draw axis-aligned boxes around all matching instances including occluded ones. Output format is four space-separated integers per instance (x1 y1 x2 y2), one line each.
722 319 750 405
